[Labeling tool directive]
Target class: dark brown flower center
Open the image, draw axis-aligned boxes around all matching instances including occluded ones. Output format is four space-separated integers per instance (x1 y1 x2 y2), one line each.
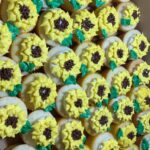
0 68 13 80
5 116 18 128
91 52 101 64
122 77 130 89
31 45 42 58
19 5 30 20
99 116 108 125
54 17 69 32
124 106 133 115
139 41 146 51
142 69 149 78
145 97 150 106
39 87 51 101
97 85 105 98
43 128 51 140
117 49 123 58
107 13 115 26
64 60 74 71
127 132 135 140
74 99 82 107
81 18 94 31
132 10 139 19
71 129 82 140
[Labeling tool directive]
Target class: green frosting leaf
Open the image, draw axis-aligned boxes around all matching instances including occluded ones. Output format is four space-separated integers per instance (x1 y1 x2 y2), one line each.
75 29 85 43
46 0 64 8
36 145 51 150
80 109 91 118
79 144 84 149
117 128 123 139
137 121 144 135
103 98 109 105
32 0 43 13
121 18 131 26
44 103 56 112
7 84 22 97
96 0 105 7
70 0 81 10
19 62 35 72
21 120 32 134
96 101 102 108
110 86 118 99
130 50 138 60
133 99 141 113
142 139 149 150
107 127 112 131
80 64 88 77
101 29 108 39
6 22 20 41
61 34 73 47
112 101 119 113
64 75 77 85
132 75 141 87
82 136 86 144
109 60 117 70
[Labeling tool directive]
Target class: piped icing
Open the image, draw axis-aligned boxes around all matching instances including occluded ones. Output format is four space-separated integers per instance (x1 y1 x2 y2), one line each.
6 0 38 32
20 34 48 68
32 117 58 147
97 6 119 36
27 75 57 110
80 43 105 73
0 104 26 138
46 0 64 8
95 0 110 7
50 51 81 82
40 9 73 44
73 9 98 41
0 23 12 56
64 88 89 118
61 120 85 150
89 107 113 133
0 59 22 92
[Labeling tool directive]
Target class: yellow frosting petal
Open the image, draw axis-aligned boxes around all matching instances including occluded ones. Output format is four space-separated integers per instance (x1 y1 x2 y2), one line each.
75 0 92 6
6 0 38 32
0 59 22 91
32 117 58 147
0 105 26 138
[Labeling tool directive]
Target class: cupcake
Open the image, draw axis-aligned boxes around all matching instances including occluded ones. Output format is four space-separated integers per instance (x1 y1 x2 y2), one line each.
73 9 98 43
44 46 81 85
22 110 58 149
10 33 48 73
42 0 64 9
97 6 120 38
56 119 86 150
0 97 27 139
56 84 89 119
6 144 35 150
0 56 22 97
123 30 150 60
37 9 73 47
117 2 140 31
109 96 134 122
86 132 119 150
81 73 110 107
21 73 57 111
139 134 150 150
75 42 105 75
92 0 112 8
84 107 113 136
101 36 129 70
0 0 40 32
105 66 132 99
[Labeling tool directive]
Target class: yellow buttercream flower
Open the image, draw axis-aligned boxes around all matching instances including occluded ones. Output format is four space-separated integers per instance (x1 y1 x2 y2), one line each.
32 117 58 147
131 34 150 58
97 6 119 35
73 10 98 40
135 86 150 111
6 0 38 32
107 41 129 66
74 0 92 6
81 43 105 73
50 51 81 81
101 139 119 150
20 34 48 67
90 107 113 133
40 9 73 43
64 89 89 118
0 23 12 56
123 4 140 26
134 62 150 85
27 75 57 110
0 59 22 91
113 70 132 95
61 120 84 150
0 105 26 138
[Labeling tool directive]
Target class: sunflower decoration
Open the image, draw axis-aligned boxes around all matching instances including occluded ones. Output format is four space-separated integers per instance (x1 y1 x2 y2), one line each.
73 9 98 42
64 89 89 119
27 75 57 111
81 43 105 73
0 105 26 138
61 120 85 150
89 107 113 134
116 123 137 148
32 117 58 148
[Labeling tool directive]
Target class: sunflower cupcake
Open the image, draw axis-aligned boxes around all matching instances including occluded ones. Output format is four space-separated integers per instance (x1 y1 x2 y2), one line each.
75 42 105 74
10 33 48 73
97 6 120 38
0 57 22 97
6 144 35 150
0 97 27 139
22 110 58 149
139 134 150 150
21 73 57 112
117 2 140 31
101 36 129 70
44 46 81 85
37 9 73 47
73 9 98 43
0 0 40 33
81 73 110 107
56 119 86 150
109 96 134 122
123 30 150 60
